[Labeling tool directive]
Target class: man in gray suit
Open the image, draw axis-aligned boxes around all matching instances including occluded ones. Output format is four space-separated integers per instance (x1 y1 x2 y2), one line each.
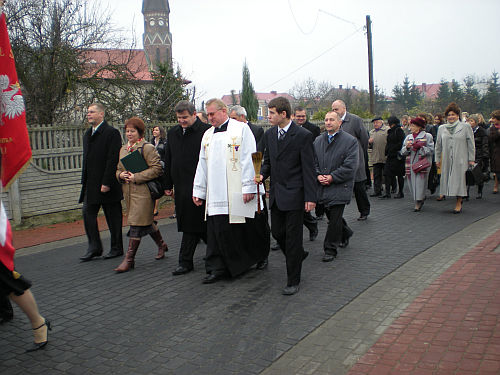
331 100 370 220
314 111 358 262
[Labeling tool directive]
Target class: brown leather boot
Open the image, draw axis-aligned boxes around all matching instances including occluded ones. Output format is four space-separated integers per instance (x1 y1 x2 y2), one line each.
150 230 168 260
114 239 141 273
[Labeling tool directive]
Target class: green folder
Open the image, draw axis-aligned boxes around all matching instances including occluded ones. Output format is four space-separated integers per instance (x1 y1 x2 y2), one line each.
120 150 148 173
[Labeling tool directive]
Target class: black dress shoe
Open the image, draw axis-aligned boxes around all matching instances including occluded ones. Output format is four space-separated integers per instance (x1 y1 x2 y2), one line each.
322 253 336 262
271 242 281 251
339 237 350 248
103 250 124 260
393 193 404 199
369 193 381 197
378 195 391 199
357 215 368 221
172 266 193 276
309 227 319 241
255 259 268 270
202 273 226 284
282 285 299 295
79 250 103 262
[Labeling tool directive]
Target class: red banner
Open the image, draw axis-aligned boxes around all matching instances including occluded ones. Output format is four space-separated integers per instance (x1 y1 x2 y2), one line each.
0 11 31 189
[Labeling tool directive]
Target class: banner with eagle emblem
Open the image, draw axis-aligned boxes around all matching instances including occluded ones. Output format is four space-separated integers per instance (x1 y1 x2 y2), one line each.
0 10 31 189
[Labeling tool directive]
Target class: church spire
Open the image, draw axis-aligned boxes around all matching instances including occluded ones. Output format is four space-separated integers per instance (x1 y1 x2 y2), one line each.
142 0 172 70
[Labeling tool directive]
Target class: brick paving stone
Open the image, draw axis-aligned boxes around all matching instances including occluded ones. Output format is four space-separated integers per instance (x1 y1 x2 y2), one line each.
3 188 500 374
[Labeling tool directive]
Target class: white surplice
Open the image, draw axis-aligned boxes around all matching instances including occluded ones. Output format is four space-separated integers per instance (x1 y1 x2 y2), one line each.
193 118 259 223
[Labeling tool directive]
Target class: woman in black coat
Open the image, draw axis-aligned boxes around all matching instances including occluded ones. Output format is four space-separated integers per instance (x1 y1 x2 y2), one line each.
382 116 406 199
489 110 500 194
151 125 167 215
467 114 489 198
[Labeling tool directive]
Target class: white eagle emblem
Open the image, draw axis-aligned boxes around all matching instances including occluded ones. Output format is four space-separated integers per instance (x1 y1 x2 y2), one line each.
0 75 25 123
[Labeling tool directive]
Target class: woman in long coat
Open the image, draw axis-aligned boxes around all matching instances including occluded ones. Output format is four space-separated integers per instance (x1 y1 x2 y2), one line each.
400 117 434 211
114 117 167 273
435 103 475 213
467 114 489 199
489 110 500 194
383 116 406 198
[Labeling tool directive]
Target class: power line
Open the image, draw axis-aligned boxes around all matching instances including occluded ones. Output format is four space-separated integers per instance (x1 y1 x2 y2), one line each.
287 0 320 35
262 26 364 90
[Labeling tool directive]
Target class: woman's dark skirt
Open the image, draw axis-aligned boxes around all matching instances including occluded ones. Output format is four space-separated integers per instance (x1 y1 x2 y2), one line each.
127 225 155 238
0 262 32 297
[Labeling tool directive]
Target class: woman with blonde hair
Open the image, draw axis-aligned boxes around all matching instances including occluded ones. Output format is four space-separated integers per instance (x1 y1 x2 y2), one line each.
114 117 168 273
435 103 475 213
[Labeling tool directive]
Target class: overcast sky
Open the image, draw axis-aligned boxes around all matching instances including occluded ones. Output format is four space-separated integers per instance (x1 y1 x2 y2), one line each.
104 0 500 104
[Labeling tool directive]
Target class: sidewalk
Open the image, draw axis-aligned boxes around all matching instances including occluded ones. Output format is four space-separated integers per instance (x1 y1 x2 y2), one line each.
12 203 175 249
3 190 500 375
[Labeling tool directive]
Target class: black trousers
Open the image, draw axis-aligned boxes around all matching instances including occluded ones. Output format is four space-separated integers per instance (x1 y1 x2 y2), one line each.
205 215 256 277
353 180 370 216
178 232 206 269
323 204 353 255
372 163 385 194
82 199 123 253
385 175 404 195
303 211 318 234
271 207 305 287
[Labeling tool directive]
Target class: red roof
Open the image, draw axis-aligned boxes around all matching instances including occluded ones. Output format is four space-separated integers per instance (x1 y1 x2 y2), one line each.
415 83 442 99
80 49 152 81
221 91 295 106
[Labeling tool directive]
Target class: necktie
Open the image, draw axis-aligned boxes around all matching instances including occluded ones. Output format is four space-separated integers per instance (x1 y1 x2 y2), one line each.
279 129 286 141
328 134 334 144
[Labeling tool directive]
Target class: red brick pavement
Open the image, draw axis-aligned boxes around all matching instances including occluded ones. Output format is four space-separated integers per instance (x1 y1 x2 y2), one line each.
347 229 500 375
12 204 175 249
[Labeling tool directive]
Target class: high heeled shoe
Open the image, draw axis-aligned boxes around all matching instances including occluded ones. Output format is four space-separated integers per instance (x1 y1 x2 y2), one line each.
436 195 446 201
26 319 51 352
453 207 462 214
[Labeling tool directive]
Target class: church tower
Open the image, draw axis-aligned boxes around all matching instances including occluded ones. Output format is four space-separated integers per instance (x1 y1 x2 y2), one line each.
142 0 172 70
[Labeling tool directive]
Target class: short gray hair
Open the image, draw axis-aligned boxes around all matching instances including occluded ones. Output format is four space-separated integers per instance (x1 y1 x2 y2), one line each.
230 105 247 118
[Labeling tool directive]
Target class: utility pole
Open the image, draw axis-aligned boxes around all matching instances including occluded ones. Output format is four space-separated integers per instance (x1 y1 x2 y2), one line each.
366 15 375 114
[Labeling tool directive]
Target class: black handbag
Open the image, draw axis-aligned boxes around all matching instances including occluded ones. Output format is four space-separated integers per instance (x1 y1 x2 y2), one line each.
466 163 483 186
139 145 168 200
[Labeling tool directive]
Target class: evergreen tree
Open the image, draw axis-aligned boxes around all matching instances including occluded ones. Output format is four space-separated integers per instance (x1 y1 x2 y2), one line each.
462 76 480 113
436 79 452 110
449 79 464 105
392 75 421 113
141 63 189 122
481 72 500 115
240 61 259 121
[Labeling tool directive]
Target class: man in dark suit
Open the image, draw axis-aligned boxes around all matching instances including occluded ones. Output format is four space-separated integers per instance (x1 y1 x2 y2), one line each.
295 106 322 228
79 103 123 261
166 100 210 276
314 111 358 262
260 97 316 295
331 100 371 221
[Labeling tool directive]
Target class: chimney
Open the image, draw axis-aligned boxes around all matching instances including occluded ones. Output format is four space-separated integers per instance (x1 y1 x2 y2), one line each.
270 91 277 95
339 84 343 89
352 85 356 90
422 83 427 92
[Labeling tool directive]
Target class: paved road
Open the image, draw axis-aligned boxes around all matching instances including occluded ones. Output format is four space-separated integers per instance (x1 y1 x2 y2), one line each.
2 184 500 375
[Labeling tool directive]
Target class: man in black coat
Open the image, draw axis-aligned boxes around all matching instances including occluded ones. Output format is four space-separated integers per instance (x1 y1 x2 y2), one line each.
79 103 123 261
165 100 211 275
229 105 265 152
260 97 317 296
295 106 322 230
331 100 371 220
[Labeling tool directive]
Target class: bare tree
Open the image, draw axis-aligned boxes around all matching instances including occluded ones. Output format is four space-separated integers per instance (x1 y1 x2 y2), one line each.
5 0 144 125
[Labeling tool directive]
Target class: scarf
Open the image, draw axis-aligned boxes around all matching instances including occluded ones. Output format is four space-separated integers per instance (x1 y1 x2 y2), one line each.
444 120 459 135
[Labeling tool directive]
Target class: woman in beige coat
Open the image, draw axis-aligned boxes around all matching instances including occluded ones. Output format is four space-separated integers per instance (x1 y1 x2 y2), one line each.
435 103 475 214
114 117 168 273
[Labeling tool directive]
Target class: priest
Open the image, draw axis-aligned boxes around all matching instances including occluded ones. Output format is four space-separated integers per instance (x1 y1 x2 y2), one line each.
192 99 263 284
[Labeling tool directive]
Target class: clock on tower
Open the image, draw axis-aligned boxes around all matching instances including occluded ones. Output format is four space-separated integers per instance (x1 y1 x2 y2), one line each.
142 0 172 70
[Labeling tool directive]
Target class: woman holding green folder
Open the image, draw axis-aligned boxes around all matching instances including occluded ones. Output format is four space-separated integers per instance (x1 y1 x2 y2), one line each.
114 117 168 273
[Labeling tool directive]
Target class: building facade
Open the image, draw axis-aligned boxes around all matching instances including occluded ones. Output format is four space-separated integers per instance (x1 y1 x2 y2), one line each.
142 0 172 70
